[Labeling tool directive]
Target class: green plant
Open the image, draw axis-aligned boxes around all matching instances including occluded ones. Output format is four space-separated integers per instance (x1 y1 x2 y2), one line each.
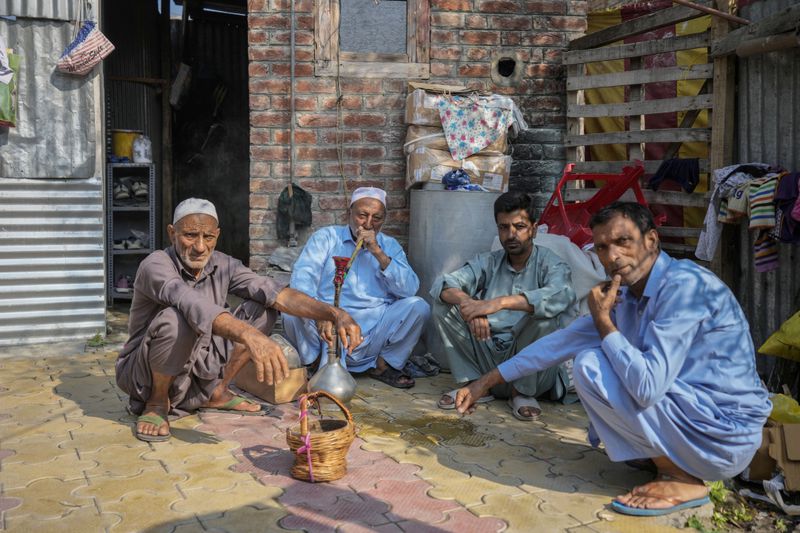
775 517 788 533
86 332 106 347
707 480 730 505
686 515 716 533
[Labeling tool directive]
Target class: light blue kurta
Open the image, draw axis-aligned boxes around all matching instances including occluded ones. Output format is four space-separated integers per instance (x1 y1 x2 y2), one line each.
283 225 428 372
498 252 771 480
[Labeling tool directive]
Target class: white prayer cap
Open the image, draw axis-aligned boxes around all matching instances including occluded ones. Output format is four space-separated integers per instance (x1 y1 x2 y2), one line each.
350 187 386 207
172 198 218 224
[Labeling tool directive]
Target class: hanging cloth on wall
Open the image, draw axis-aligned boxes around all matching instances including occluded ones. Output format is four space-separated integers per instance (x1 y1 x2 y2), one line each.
56 0 115 76
0 36 19 128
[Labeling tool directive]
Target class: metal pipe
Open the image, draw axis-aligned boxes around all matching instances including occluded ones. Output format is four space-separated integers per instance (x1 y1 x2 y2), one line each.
288 0 297 247
672 0 750 26
736 30 800 58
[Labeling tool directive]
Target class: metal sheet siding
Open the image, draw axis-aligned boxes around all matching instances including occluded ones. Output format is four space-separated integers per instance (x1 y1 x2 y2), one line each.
0 18 97 178
1 0 77 20
0 15 106 346
0 178 106 346
735 0 800 376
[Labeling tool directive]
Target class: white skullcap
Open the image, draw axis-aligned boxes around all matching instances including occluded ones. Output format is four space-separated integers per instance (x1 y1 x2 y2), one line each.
172 198 218 224
350 187 386 207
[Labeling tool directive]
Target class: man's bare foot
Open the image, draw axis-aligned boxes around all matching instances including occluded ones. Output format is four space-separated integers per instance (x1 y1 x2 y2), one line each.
136 403 170 441
615 474 708 511
203 388 263 413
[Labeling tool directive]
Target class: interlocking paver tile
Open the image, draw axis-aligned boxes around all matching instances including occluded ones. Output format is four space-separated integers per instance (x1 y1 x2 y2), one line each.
473 492 582 532
199 504 294 533
3 507 122 532
81 444 159 478
1 459 94 490
173 482 284 515
4 477 92 520
100 489 184 531
75 470 188 503
374 479 460 523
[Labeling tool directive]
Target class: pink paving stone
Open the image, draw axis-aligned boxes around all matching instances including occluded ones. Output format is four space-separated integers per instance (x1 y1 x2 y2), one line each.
372 479 461 524
0 449 15 462
279 494 391 531
0 496 22 515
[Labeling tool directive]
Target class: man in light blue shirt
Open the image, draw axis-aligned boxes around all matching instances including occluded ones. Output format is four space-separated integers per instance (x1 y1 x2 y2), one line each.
284 187 429 388
454 202 771 517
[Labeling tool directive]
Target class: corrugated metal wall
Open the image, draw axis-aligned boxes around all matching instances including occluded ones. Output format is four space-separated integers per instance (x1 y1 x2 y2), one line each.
0 0 76 21
733 0 800 384
0 12 105 346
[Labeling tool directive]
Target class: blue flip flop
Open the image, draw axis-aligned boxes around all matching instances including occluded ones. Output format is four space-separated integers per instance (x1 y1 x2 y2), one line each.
610 495 710 516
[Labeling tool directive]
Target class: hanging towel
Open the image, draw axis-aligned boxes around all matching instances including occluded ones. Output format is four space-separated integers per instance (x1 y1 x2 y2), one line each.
749 174 781 229
437 94 512 161
648 158 700 193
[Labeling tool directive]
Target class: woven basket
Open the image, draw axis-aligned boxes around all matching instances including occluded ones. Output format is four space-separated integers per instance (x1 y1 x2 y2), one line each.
286 390 356 482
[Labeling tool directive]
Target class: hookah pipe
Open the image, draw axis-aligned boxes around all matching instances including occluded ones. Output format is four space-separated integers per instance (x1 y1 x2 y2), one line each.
331 239 364 356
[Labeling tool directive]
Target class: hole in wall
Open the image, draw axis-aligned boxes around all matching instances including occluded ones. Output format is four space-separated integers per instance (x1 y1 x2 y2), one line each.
491 51 523 87
498 57 516 78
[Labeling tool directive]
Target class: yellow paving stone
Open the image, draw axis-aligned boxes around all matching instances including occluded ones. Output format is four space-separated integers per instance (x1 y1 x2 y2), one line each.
537 489 618 525
199 503 293 533
141 438 240 465
58 426 142 454
1 443 96 471
76 470 188 503
175 455 248 492
0 417 84 444
172 482 284 515
496 457 584 495
589 514 684 533
4 507 122 532
1 461 91 490
472 492 583 532
4 477 93 519
82 453 165 480
101 489 186 531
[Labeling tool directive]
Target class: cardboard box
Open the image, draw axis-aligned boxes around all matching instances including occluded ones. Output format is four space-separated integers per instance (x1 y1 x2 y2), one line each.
405 89 445 127
234 364 308 405
748 421 800 491
404 125 507 156
406 146 510 192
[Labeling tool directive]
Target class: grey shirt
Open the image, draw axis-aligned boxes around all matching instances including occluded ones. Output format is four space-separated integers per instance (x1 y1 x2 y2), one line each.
119 247 286 374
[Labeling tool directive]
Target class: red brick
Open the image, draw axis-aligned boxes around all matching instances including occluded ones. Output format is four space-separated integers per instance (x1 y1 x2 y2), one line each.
458 63 492 77
249 224 277 239
250 78 290 94
364 162 405 176
296 146 339 160
382 80 406 93
525 63 562 78
431 30 459 45
295 79 335 93
249 209 277 225
314 211 338 226
251 129 270 145
390 208 410 223
431 47 461 60
251 111 290 127
318 196 349 210
250 95 270 110
250 178 286 192
431 62 456 77
489 15 531 30
386 195 407 209
346 178 385 190
569 0 587 15
296 14 314 30
322 162 360 175
431 0 472 10
270 95 317 111
274 130 317 144
248 0 269 11
251 146 289 161
364 95 404 110
250 194 269 209
320 95 362 110
273 162 316 177
342 113 387 128
543 16 585 31
432 13 464 27
364 129 405 144
321 130 361 144
477 0 521 12
249 63 268 77
248 30 268 44
272 63 313 77
543 49 562 62
528 32 566 46
526 0 567 13
249 14 289 29
272 31 314 45
340 79 382 94
269 0 312 11
343 146 385 160
297 113 337 128
249 46 289 61
298 179 340 193
250 161 270 178
527 96 563 111
461 30 500 45
465 14 488 28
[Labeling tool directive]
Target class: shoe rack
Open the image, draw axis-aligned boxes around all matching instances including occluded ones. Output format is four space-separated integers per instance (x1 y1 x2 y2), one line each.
107 162 157 303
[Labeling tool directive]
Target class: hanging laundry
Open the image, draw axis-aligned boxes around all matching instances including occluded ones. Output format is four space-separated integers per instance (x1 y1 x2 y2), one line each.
748 174 781 230
774 172 800 244
648 158 700 193
753 230 779 273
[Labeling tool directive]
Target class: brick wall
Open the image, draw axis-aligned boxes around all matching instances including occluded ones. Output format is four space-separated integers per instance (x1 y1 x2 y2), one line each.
247 0 587 272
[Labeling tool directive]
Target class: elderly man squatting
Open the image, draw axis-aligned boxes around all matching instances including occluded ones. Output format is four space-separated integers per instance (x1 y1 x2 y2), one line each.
115 198 361 442
454 201 771 516
283 187 430 388
431 191 577 420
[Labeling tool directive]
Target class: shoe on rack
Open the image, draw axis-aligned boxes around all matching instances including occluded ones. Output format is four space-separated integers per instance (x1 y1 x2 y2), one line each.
125 236 144 250
131 180 149 198
113 239 127 250
113 183 131 200
115 275 131 293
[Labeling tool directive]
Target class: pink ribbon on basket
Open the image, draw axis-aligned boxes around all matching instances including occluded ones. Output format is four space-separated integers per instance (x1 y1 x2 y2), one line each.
296 402 315 483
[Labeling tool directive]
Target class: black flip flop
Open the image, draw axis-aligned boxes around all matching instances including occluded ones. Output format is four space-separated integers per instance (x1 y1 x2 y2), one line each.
369 366 415 389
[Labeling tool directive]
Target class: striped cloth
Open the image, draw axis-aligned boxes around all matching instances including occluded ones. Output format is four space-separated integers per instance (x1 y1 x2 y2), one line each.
749 175 780 229
753 230 779 273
